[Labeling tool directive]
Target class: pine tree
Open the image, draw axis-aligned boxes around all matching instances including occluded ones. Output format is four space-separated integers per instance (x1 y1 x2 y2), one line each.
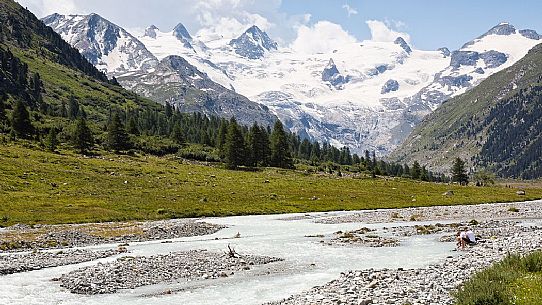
45 127 59 152
0 97 6 124
270 120 293 169
11 99 33 138
72 117 93 154
411 161 421 180
217 120 228 156
420 166 429 181
171 123 185 145
30 73 42 105
403 164 411 178
126 116 139 135
224 118 246 169
60 101 68 118
106 112 130 152
68 96 79 120
165 102 173 118
364 150 372 170
246 123 269 167
451 157 469 185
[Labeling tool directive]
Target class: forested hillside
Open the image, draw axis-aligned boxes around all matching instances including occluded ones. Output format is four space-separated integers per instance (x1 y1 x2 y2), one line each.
391 43 542 179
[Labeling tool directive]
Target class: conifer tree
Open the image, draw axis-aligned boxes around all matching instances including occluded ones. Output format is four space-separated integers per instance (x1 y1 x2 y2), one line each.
165 102 173 118
0 97 6 124
11 99 33 138
411 161 421 180
126 116 139 135
451 157 469 185
72 117 93 154
421 166 429 181
45 127 59 152
60 101 67 118
106 112 130 152
216 120 228 157
68 96 79 120
171 123 185 145
364 150 372 170
224 118 246 169
30 73 42 105
270 120 293 169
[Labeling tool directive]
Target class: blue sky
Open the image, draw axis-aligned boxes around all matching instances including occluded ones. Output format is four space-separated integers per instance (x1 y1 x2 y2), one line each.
17 0 542 51
280 0 542 50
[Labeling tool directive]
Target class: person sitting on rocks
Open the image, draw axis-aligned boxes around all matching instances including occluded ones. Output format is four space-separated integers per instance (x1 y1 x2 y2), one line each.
456 229 476 250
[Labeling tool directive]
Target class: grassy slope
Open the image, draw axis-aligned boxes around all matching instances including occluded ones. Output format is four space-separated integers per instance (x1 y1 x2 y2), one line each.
12 47 161 123
0 144 541 226
454 252 542 305
391 44 542 171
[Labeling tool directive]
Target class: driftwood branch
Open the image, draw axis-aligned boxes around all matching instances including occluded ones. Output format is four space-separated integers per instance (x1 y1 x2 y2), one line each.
224 244 241 258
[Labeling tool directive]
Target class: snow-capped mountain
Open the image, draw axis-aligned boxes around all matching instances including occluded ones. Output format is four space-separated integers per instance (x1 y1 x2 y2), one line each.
44 14 542 154
410 22 541 112
43 14 277 127
42 13 158 76
229 25 278 59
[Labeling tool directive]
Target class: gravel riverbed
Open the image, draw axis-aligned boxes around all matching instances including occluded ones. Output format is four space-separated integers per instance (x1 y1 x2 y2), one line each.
268 217 542 305
0 249 120 275
315 200 542 224
60 249 283 294
0 219 226 252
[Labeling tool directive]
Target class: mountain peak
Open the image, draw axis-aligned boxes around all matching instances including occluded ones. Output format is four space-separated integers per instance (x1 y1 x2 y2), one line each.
394 37 412 54
42 12 158 76
144 25 159 39
229 25 278 59
173 23 192 41
484 22 517 36
322 58 349 89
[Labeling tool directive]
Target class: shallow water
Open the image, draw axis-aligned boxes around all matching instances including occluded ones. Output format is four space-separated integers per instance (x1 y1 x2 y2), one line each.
0 211 456 305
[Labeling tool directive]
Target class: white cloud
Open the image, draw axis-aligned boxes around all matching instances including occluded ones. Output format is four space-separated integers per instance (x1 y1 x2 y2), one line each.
192 0 278 39
342 4 358 17
291 21 358 54
366 20 410 43
16 0 79 17
196 13 272 40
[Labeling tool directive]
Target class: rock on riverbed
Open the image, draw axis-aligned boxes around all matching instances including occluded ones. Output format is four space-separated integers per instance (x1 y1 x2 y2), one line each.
311 227 400 248
60 249 283 294
0 249 119 275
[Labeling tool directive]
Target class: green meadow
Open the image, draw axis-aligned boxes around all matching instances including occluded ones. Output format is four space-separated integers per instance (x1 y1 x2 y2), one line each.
1 144 541 226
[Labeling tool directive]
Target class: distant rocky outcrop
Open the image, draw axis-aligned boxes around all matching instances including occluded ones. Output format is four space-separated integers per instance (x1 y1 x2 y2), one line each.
322 58 350 89
450 51 480 68
144 25 159 39
394 37 412 54
438 47 451 57
519 29 542 40
173 23 193 49
381 79 400 94
479 50 508 68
